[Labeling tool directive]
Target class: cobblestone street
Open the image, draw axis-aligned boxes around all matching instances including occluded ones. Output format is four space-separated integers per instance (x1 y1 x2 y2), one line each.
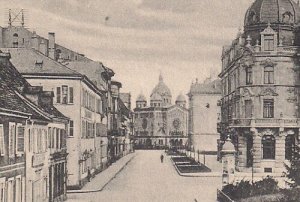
67 150 221 202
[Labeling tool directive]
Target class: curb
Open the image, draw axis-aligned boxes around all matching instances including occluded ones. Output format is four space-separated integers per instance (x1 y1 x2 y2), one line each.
67 154 136 194
170 157 221 178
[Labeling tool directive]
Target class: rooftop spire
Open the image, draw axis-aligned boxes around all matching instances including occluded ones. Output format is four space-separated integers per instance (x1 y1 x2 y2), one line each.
159 71 163 82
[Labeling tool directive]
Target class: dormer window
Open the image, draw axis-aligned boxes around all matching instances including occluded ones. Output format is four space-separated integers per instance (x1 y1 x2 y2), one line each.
35 60 43 68
261 23 277 52
264 35 274 51
13 33 18 48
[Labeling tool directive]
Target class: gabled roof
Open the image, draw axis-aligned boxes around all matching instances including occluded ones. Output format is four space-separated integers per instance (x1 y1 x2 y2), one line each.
1 48 81 76
65 61 107 91
189 79 222 95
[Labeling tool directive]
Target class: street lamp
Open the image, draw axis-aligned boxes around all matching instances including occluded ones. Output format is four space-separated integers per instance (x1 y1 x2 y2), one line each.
250 148 255 184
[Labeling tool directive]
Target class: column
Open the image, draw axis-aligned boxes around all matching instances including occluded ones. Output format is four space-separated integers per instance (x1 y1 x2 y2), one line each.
275 132 286 173
252 132 262 173
237 134 247 171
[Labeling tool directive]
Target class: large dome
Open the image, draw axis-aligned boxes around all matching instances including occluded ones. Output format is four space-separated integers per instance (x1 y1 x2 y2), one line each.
244 0 300 26
151 74 172 97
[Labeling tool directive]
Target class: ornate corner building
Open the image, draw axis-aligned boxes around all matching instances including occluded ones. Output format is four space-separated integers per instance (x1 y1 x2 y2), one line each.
218 0 300 183
133 74 189 149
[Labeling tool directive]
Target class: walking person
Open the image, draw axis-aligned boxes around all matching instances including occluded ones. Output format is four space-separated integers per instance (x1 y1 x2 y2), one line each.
87 167 91 182
160 154 164 163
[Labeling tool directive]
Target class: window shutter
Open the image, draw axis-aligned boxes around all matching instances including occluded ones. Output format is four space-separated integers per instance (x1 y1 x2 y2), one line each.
56 87 61 103
0 125 4 156
9 123 16 157
69 87 74 104
69 121 74 137
16 125 25 154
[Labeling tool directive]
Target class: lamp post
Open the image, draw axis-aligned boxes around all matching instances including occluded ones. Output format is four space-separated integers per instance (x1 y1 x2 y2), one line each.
250 148 255 184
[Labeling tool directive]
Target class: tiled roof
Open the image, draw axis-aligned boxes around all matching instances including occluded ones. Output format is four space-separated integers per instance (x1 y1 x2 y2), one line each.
1 48 81 76
66 61 107 91
189 79 222 95
120 93 131 103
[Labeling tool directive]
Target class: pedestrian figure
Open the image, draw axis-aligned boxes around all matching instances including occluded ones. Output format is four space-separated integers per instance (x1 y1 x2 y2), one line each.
87 167 91 182
160 154 164 163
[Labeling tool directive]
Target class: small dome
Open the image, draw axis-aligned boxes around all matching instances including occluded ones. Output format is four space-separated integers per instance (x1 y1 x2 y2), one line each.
151 73 172 98
150 92 162 101
222 141 235 152
176 94 186 102
136 94 146 102
244 0 300 26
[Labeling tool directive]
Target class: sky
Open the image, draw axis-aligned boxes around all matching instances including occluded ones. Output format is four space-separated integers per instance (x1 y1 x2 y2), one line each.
0 0 254 104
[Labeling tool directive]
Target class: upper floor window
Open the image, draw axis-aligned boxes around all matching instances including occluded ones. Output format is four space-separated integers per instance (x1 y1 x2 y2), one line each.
13 33 18 48
263 99 274 118
264 35 274 51
69 120 74 137
246 67 253 85
264 66 274 84
262 135 275 159
56 86 74 104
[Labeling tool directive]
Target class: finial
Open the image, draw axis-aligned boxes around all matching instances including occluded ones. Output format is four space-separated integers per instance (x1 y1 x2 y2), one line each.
159 71 163 82
246 35 252 47
267 22 271 27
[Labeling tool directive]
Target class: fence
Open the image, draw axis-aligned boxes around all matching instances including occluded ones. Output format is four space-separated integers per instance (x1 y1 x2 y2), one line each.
217 189 234 202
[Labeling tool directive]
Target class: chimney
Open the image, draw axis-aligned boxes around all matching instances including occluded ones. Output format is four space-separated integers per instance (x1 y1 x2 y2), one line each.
48 32 55 60
39 39 48 56
23 86 43 106
31 31 39 50
39 91 54 107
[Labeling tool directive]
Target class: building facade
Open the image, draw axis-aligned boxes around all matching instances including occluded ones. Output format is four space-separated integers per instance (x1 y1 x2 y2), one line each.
0 51 69 202
188 78 221 152
133 75 189 149
218 0 300 185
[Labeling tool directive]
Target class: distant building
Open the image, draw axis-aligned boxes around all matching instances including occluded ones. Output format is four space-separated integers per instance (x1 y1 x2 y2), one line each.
133 74 189 149
188 78 221 152
0 51 68 202
219 0 300 185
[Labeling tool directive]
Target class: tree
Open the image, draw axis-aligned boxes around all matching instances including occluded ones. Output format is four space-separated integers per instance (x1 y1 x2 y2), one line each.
285 144 300 188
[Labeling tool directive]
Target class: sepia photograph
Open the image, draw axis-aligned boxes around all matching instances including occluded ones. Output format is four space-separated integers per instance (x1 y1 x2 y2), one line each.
0 0 300 201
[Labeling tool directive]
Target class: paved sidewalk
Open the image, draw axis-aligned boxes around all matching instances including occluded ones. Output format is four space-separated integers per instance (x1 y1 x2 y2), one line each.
67 152 136 194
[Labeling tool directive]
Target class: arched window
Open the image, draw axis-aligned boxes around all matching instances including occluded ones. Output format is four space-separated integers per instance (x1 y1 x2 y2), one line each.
13 33 18 48
262 135 275 159
264 66 274 84
246 67 253 85
285 134 296 160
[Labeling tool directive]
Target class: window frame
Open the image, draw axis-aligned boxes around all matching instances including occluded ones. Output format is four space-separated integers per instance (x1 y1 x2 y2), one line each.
262 135 276 160
263 99 274 118
264 66 275 84
16 124 25 156
263 34 275 51
246 67 253 85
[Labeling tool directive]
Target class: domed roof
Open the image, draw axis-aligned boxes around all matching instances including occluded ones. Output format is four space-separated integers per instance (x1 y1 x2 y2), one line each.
222 141 235 152
176 93 186 102
244 0 300 26
136 93 146 102
151 74 172 98
150 92 162 101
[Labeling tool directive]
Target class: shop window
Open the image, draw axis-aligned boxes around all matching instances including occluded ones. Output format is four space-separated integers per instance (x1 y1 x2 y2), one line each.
262 135 275 159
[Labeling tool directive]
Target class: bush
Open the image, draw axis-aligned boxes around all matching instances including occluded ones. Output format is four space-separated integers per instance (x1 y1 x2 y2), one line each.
252 176 278 196
281 188 300 202
221 177 279 200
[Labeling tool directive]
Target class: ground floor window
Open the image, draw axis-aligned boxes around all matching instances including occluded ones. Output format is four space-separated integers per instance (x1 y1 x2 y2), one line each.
285 134 296 160
262 135 275 159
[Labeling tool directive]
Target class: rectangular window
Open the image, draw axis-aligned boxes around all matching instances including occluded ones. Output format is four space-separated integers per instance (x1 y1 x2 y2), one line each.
69 87 74 104
56 87 61 103
245 100 253 118
264 35 274 51
0 125 4 156
69 120 74 137
62 86 68 104
264 67 274 84
0 178 5 202
82 120 86 138
16 124 25 154
263 99 274 118
246 67 253 85
9 122 16 157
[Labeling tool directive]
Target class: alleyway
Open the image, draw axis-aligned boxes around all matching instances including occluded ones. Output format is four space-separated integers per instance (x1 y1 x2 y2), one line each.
67 150 221 202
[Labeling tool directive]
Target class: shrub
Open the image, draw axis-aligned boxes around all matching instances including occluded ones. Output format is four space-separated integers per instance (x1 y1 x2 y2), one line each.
253 176 278 196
